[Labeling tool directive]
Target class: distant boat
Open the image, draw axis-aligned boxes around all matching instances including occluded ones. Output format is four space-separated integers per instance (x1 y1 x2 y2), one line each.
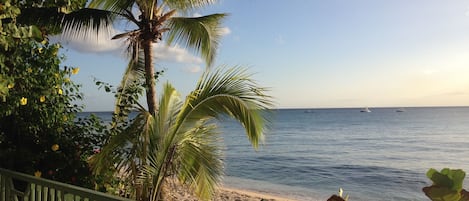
304 110 314 113
396 108 405 112
360 107 371 113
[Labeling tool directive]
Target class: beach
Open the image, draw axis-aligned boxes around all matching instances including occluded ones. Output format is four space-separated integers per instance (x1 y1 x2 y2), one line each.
216 187 297 201
164 185 298 201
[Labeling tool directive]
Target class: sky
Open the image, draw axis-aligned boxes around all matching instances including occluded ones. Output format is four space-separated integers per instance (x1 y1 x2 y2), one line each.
58 0 469 111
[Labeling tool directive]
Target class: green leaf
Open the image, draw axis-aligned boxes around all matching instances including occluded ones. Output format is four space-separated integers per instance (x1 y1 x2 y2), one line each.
424 168 467 201
427 168 454 188
29 25 43 41
167 13 227 67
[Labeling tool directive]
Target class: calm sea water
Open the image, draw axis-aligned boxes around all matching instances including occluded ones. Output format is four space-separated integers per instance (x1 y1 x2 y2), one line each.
84 107 469 201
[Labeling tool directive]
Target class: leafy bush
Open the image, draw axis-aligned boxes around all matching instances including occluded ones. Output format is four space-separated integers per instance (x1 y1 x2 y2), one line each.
0 12 106 187
0 41 106 188
423 168 469 201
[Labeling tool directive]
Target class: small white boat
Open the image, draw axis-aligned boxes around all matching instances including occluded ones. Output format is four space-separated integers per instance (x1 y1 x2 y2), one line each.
396 108 405 112
360 107 371 112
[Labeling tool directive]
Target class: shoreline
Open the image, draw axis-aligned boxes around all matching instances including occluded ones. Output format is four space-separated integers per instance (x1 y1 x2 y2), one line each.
164 184 301 201
217 187 299 201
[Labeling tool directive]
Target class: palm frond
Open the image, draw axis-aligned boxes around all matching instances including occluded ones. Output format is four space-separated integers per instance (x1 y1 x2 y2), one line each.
142 83 222 201
164 0 218 12
156 83 183 138
18 7 116 40
60 8 117 42
135 66 272 200
89 112 143 175
166 13 228 67
177 66 273 148
141 83 184 201
88 0 135 15
90 111 155 197
112 51 145 123
175 122 223 200
112 29 139 40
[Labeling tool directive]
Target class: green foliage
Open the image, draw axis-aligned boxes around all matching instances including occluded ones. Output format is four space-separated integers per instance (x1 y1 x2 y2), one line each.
90 66 273 200
0 0 44 50
0 36 106 188
17 0 86 14
167 13 227 66
423 168 469 201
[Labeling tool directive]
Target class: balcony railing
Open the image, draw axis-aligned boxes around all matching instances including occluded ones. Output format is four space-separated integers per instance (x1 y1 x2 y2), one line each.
0 168 133 201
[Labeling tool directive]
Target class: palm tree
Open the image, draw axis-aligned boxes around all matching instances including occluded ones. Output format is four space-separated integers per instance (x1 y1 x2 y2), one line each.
91 66 272 200
21 0 226 115
20 1 272 200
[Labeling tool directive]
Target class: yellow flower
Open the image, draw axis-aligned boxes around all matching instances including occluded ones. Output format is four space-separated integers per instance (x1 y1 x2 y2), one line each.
27 68 32 73
38 48 43 53
39 96 46 102
7 83 14 89
71 67 79 75
20 97 27 105
52 48 59 56
64 78 71 83
51 144 59 151
34 171 42 177
63 116 68 121
54 73 60 78
58 88 63 95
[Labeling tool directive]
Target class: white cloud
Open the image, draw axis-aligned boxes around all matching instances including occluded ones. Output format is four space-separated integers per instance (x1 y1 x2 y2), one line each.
219 27 231 36
51 26 126 54
152 43 203 64
53 25 205 71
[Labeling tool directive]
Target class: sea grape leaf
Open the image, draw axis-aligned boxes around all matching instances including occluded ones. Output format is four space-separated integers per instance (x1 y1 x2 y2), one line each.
428 168 454 188
427 168 465 191
424 168 468 201
449 169 466 191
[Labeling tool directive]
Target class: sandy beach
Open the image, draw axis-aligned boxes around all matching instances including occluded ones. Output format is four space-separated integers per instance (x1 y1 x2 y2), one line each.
215 187 298 201
163 185 298 201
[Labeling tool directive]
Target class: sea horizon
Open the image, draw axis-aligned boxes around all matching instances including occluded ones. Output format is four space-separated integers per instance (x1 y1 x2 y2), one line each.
81 105 469 113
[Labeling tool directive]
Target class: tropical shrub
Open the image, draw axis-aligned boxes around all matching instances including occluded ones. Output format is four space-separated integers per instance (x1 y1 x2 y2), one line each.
0 39 107 188
89 66 273 200
423 168 469 201
0 0 106 188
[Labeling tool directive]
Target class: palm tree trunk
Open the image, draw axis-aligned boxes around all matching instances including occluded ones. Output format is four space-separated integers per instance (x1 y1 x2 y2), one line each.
141 38 156 201
143 39 157 115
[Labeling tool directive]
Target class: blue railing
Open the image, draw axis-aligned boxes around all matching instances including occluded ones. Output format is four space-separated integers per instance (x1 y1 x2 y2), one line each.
0 168 133 201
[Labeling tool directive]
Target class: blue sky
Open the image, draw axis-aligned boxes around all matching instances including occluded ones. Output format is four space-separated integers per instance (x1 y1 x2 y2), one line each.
60 0 469 111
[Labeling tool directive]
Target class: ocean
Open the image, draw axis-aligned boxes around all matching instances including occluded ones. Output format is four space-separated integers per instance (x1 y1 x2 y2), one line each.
84 107 469 201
